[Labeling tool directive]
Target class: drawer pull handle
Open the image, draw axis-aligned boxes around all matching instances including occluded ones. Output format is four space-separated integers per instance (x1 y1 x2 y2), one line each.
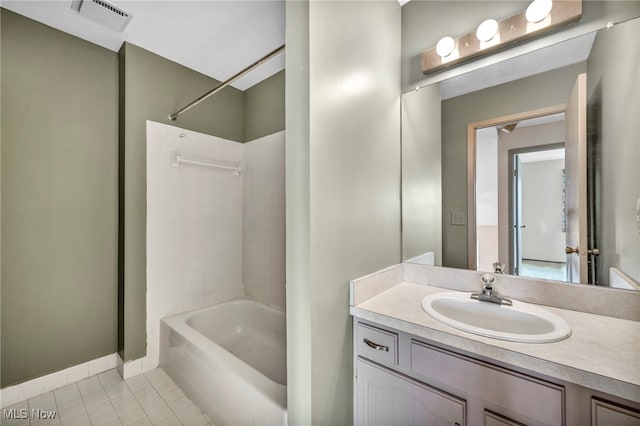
364 338 389 352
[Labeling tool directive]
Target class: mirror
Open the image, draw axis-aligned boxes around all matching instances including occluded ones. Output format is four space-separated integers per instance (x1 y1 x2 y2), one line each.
401 15 640 290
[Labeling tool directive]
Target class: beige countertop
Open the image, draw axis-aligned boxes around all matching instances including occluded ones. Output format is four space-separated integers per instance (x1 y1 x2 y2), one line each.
351 281 640 402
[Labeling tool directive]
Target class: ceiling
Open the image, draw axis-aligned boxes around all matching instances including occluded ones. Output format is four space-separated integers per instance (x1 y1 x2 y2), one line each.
1 0 285 91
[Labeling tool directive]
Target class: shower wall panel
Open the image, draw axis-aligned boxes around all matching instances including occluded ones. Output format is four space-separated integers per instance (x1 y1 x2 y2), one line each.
243 131 286 310
146 121 244 368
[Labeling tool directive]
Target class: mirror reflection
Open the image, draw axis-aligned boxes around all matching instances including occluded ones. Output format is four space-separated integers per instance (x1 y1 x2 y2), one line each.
402 16 639 290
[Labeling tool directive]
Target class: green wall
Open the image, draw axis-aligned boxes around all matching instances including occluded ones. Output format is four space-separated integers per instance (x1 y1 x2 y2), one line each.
441 63 585 269
244 69 285 142
1 9 286 383
119 43 245 361
286 1 401 423
1 9 118 386
585 18 640 284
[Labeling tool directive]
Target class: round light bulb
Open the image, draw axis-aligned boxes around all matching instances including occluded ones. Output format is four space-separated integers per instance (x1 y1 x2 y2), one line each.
526 0 553 23
476 19 499 42
435 36 455 57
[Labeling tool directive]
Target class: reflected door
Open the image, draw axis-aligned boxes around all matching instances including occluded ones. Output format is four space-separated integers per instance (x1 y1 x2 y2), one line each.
513 155 524 276
564 73 588 283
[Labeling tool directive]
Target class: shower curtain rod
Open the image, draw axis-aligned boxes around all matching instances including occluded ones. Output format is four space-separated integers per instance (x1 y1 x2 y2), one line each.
168 45 285 121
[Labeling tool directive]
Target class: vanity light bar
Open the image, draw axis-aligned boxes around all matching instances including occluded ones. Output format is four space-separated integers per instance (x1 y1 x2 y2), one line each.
421 0 582 75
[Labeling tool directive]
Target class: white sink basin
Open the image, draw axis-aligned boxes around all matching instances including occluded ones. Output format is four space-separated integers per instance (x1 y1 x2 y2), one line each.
421 292 571 343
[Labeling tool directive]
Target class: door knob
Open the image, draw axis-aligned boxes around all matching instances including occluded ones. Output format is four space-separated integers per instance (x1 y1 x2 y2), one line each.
565 246 579 255
566 246 600 255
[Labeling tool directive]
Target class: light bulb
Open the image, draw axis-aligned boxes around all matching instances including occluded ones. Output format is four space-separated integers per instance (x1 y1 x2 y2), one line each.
435 36 455 57
476 19 499 42
526 0 553 23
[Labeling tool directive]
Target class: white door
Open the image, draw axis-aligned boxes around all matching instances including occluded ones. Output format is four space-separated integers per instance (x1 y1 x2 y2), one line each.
564 73 588 283
513 154 524 276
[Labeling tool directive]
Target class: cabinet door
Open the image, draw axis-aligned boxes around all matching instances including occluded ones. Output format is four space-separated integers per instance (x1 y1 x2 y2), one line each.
484 410 526 426
592 398 640 426
356 357 466 426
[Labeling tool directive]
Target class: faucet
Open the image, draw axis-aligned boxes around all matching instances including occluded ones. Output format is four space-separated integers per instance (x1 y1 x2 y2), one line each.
471 274 513 306
492 261 505 274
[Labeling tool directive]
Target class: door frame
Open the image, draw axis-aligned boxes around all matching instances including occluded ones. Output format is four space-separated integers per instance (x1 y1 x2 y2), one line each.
507 143 566 276
466 104 567 270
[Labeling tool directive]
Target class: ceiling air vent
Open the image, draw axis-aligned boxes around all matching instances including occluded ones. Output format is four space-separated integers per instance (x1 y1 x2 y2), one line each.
71 0 132 32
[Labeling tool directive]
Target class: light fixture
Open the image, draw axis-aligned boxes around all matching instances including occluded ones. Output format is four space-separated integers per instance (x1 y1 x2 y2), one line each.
499 123 518 133
476 19 499 42
436 36 455 57
526 0 553 23
421 0 581 75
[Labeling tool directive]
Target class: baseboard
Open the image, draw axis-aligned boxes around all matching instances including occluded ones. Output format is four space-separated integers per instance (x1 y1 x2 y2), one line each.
117 353 159 380
0 353 118 408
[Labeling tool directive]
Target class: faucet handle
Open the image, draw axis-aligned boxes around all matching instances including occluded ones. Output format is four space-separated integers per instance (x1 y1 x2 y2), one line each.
492 261 505 274
481 273 496 289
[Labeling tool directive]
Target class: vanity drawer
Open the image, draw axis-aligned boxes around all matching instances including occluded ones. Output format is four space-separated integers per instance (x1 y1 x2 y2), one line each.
411 340 564 425
591 398 640 426
356 322 398 365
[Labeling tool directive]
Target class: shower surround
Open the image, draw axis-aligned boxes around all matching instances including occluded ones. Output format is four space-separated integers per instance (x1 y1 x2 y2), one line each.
143 121 285 372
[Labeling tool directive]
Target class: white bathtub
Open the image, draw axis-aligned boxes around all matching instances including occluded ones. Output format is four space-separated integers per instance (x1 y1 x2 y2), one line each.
160 299 286 426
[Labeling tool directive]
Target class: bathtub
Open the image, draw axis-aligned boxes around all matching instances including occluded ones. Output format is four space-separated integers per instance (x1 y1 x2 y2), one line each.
160 299 286 426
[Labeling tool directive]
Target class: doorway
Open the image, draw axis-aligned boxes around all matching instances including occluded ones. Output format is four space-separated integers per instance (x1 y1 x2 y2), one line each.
468 73 591 283
510 145 567 281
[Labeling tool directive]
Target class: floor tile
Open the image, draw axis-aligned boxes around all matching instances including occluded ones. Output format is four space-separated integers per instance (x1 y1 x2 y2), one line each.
77 377 102 396
5 368 213 426
167 397 191 413
58 411 91 426
138 397 166 414
90 408 122 426
151 381 178 397
98 370 123 390
183 413 209 426
152 414 182 426
159 388 185 405
145 404 174 424
113 398 141 417
174 404 202 423
124 376 148 392
56 400 87 419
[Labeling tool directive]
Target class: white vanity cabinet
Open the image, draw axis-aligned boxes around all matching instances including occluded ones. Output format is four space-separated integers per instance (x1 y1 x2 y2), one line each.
356 358 466 426
353 318 640 426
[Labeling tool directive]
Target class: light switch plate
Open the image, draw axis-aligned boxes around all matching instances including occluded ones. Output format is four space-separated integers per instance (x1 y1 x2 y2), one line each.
451 210 466 226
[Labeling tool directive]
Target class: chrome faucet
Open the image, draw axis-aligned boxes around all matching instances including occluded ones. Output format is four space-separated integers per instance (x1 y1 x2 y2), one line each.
471 274 513 306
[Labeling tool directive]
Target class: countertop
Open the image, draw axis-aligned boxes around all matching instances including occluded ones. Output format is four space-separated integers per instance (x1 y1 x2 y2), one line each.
350 281 640 402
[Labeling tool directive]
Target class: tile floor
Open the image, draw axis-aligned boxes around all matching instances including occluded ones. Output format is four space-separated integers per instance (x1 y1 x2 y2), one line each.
521 259 567 281
1 369 213 426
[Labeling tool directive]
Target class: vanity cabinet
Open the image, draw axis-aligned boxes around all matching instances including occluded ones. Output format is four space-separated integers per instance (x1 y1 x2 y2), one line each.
355 358 466 426
353 319 640 426
591 399 640 426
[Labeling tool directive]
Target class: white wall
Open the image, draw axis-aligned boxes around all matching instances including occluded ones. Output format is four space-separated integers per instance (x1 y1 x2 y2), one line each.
521 159 566 262
145 121 245 368
476 127 498 226
286 1 401 423
243 131 286 310
476 127 499 272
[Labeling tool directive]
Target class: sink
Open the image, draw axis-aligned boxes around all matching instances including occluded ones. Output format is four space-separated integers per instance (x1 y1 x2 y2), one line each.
421 292 571 343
